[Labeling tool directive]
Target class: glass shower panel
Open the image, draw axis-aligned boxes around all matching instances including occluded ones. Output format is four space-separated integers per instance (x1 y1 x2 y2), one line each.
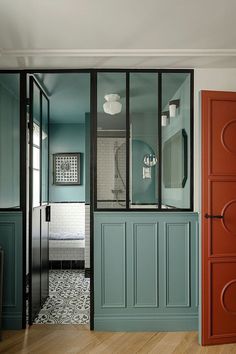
97 72 126 209
0 74 20 208
130 73 159 208
32 85 41 208
41 95 49 204
161 73 191 209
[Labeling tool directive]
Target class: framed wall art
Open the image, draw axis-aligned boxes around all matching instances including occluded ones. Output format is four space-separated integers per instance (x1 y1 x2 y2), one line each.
53 153 81 185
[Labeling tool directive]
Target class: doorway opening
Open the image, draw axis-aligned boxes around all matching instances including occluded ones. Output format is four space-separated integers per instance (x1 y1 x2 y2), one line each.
26 73 91 325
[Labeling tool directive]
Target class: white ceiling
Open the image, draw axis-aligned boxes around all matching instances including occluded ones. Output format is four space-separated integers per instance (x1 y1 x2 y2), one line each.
0 0 236 68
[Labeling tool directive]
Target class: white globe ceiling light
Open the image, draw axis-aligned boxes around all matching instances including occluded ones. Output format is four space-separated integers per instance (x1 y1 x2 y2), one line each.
103 94 122 115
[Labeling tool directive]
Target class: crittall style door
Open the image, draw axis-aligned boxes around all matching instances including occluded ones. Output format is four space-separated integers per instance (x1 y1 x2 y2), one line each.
202 90 236 345
29 76 50 323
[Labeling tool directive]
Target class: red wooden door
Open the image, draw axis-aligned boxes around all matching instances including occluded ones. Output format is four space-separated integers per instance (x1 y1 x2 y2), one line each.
202 90 236 345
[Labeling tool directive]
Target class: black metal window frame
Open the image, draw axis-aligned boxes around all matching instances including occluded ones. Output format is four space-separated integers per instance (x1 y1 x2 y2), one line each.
0 71 25 212
0 68 193 214
93 69 194 212
0 68 194 332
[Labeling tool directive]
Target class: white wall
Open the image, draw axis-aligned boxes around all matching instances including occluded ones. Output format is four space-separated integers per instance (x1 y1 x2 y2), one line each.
194 69 236 212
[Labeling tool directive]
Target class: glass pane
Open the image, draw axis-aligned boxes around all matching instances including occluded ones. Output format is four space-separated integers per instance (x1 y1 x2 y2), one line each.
33 122 40 147
130 73 159 208
33 169 40 208
0 74 20 208
161 73 191 209
42 95 49 204
33 84 41 147
97 73 126 209
33 147 40 170
32 83 41 207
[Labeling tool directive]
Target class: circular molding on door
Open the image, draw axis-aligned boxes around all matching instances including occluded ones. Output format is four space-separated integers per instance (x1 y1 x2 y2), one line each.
222 200 236 235
221 279 236 315
221 119 236 154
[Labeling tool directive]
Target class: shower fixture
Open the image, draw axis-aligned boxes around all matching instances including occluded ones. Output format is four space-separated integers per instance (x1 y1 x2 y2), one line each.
103 94 122 115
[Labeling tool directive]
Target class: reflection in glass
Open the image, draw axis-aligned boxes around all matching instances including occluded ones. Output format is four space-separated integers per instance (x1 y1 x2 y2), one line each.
0 74 20 208
33 170 40 207
96 72 126 209
161 73 191 209
130 73 159 208
95 71 192 211
33 123 40 147
33 147 40 170
33 84 41 208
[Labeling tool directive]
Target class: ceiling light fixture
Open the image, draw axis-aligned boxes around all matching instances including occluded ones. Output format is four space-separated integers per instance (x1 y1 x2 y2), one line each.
103 94 122 115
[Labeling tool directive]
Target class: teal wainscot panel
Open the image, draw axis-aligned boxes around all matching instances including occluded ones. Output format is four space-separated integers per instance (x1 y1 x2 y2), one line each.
94 212 198 331
0 212 23 329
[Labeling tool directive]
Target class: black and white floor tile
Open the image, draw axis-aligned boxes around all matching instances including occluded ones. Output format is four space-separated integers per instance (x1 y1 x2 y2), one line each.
34 270 90 324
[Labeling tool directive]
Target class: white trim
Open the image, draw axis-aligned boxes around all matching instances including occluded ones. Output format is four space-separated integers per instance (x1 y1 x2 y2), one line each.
1 49 236 58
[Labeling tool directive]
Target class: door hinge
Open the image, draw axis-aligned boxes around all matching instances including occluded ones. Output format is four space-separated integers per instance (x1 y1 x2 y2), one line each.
46 205 51 222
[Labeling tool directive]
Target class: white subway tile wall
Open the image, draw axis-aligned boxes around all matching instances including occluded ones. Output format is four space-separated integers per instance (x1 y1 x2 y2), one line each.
49 203 85 234
49 203 86 261
97 137 126 208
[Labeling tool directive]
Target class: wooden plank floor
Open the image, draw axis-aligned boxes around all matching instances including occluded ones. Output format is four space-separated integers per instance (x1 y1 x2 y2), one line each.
1 325 236 353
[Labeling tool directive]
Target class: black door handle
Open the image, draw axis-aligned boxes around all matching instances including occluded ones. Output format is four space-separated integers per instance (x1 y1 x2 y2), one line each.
45 205 51 222
205 213 223 219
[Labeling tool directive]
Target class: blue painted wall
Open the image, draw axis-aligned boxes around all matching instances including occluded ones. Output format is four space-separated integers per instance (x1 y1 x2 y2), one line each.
0 212 23 329
49 123 85 202
94 212 198 331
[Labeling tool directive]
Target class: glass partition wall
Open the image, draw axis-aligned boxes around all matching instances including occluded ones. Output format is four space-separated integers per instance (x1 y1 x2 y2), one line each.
162 73 191 209
95 70 193 211
0 74 20 208
97 73 127 209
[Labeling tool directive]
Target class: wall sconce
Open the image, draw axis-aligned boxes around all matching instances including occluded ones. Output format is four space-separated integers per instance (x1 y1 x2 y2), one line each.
169 99 180 118
161 111 170 127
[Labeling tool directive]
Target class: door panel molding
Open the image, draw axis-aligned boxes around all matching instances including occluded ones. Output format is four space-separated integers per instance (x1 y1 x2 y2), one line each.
202 90 236 345
132 222 159 308
165 222 191 308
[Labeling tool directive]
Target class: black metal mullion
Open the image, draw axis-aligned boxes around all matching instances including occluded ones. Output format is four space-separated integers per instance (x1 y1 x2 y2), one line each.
28 76 34 325
39 89 43 309
47 98 50 205
20 72 27 328
126 73 130 210
92 71 97 212
158 73 162 209
190 71 194 210
90 70 96 330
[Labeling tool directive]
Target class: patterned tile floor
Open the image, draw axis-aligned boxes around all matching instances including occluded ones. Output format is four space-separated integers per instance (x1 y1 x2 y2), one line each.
34 270 90 324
